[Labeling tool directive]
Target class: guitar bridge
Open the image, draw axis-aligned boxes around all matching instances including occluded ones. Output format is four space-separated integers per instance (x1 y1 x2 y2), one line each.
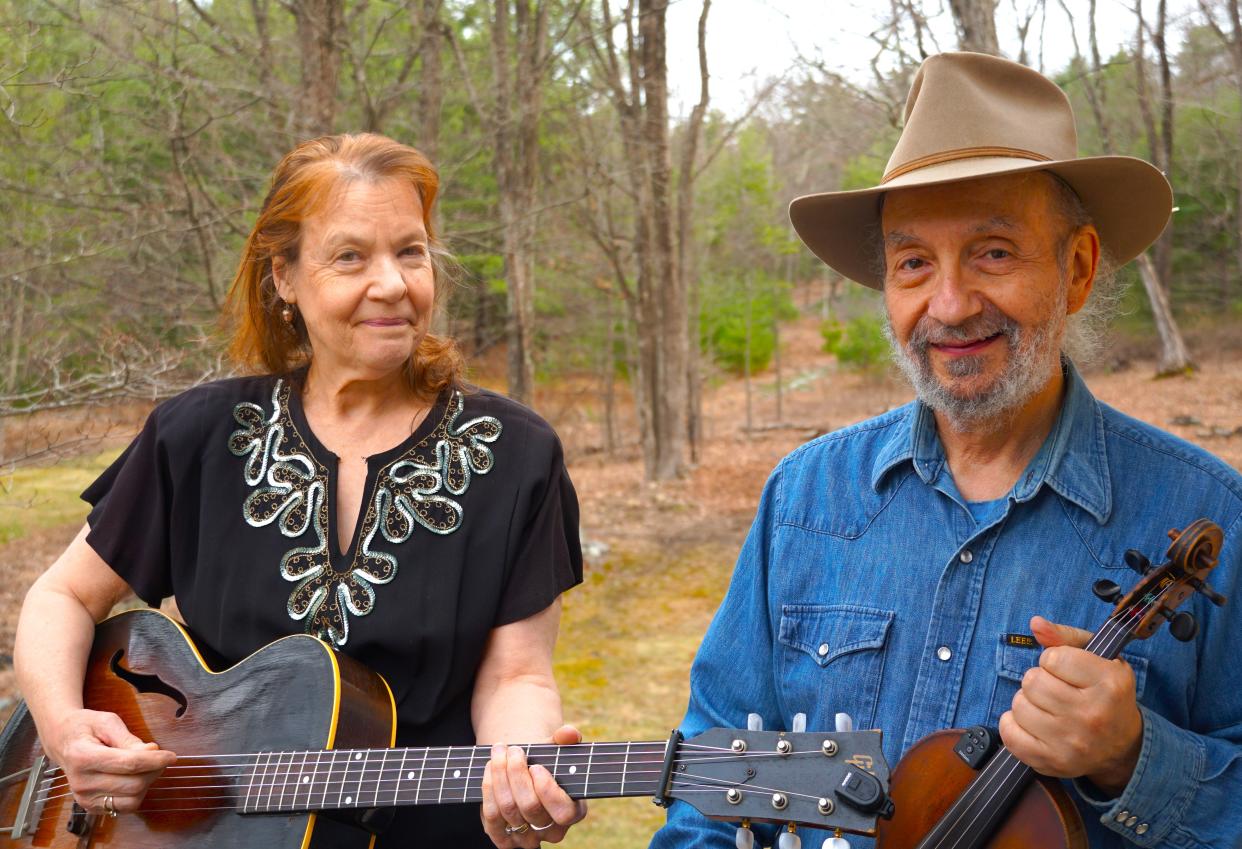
10 753 50 838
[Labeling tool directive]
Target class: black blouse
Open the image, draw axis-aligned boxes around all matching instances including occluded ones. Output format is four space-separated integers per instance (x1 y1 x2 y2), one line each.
83 373 582 847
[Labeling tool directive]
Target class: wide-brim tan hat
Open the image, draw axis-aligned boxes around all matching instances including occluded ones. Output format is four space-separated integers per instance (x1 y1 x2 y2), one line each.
789 51 1174 289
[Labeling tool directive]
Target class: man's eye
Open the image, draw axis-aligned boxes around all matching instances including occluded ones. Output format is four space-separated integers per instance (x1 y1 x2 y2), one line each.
900 257 924 271
985 248 1010 260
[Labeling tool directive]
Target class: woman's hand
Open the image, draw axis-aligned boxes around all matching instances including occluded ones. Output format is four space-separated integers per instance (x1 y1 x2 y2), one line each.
43 708 177 816
481 724 588 848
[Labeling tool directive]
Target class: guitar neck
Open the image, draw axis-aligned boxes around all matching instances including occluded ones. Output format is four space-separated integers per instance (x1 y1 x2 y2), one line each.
236 741 668 814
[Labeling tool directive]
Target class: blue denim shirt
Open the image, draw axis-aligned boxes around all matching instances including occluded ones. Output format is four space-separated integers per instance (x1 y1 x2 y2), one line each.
650 364 1242 849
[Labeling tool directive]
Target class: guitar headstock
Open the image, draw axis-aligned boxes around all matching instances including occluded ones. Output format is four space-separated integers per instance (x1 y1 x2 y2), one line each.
665 727 892 835
1096 519 1226 647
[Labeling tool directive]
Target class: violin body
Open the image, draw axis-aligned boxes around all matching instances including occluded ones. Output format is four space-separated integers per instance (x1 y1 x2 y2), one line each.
875 729 1087 849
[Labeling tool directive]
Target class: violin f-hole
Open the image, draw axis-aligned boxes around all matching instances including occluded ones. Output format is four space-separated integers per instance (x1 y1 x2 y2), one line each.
108 650 189 717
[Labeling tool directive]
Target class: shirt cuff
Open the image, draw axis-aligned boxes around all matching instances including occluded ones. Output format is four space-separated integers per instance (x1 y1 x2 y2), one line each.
1072 704 1205 847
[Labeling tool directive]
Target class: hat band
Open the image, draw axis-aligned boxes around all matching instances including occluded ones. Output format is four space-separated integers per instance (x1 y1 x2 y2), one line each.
881 146 1053 184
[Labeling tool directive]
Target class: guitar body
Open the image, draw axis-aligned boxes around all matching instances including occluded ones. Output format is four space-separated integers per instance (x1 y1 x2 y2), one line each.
875 729 1087 849
0 610 395 849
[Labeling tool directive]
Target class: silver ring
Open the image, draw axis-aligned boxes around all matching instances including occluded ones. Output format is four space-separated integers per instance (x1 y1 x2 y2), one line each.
504 822 530 835
530 820 555 832
103 795 117 818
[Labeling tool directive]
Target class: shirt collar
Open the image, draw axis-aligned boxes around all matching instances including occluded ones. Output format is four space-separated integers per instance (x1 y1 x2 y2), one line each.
869 360 1112 523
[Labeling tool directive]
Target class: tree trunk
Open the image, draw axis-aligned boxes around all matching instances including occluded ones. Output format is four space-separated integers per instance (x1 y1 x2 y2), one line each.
488 0 547 404
415 0 445 161
1136 253 1194 374
291 0 344 137
640 0 687 479
948 0 1001 54
678 0 711 465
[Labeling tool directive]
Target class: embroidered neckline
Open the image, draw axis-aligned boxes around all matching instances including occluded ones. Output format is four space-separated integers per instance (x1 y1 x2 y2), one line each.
227 380 502 647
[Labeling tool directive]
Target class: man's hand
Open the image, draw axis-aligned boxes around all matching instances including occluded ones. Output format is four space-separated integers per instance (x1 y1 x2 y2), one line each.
998 615 1143 797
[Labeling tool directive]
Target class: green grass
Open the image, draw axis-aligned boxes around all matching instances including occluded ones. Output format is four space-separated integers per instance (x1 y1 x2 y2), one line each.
555 542 737 848
0 449 121 544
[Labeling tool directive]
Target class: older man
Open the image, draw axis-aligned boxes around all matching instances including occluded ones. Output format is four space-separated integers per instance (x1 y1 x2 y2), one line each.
649 53 1241 849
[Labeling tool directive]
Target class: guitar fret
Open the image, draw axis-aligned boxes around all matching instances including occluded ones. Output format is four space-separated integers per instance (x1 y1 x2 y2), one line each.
415 746 428 804
464 747 477 802
242 752 263 814
583 743 594 798
438 746 450 804
620 742 630 796
353 750 368 807
395 747 408 807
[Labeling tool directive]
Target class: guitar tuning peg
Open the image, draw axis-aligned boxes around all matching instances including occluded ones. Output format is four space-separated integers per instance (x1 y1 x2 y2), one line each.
747 713 764 732
1124 549 1152 575
777 826 801 849
734 825 754 849
821 839 851 849
834 713 854 733
792 712 807 733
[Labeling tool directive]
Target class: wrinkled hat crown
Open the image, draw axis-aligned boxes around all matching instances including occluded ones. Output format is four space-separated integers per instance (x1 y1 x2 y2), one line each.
882 52 1077 186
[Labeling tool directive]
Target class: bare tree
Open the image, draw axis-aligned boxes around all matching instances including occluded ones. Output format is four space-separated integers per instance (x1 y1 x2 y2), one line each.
292 0 346 137
1134 0 1195 373
949 0 1002 54
1198 0 1242 289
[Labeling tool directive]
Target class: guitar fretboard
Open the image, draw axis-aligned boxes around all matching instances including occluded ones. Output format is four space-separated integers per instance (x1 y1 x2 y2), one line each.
236 741 667 814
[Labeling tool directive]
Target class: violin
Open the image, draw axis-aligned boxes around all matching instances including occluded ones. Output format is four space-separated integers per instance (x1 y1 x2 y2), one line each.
874 518 1226 849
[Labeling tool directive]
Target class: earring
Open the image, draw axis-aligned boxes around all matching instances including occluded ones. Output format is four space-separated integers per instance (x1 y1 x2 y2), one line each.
280 302 295 324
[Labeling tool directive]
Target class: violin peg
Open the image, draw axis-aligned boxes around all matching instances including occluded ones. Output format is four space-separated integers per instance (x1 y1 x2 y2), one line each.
1190 578 1227 607
1092 579 1122 603
747 713 763 732
1123 549 1152 575
1169 611 1198 642
792 712 807 733
734 825 755 849
777 827 801 849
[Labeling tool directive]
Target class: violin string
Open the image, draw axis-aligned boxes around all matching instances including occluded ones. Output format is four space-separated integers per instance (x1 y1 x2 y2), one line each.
930 579 1177 849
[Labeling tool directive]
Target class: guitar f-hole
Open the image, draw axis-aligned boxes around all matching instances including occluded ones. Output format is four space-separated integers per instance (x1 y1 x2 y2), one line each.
108 650 189 717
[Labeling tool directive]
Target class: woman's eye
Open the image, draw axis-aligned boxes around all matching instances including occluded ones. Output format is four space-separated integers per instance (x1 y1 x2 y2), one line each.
336 250 361 263
401 244 427 257
899 257 925 271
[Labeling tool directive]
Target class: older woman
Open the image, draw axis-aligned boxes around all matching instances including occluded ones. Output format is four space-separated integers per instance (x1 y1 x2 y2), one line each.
13 133 585 848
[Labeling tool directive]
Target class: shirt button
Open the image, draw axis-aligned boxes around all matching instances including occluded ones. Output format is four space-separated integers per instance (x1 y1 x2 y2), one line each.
1125 816 1138 828
817 643 830 657
1115 810 1130 823
1136 823 1149 835
960 550 974 563
936 646 952 661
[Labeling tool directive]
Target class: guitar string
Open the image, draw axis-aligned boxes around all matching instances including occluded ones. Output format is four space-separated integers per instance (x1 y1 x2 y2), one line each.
33 745 843 801
926 579 1176 849
32 748 844 811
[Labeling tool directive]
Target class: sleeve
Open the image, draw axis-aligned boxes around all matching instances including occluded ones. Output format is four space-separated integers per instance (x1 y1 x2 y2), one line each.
81 392 203 606
1072 509 1242 849
492 429 583 626
649 465 785 849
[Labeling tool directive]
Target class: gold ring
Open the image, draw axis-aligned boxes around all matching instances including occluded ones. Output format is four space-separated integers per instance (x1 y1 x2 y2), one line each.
103 795 117 818
504 822 531 835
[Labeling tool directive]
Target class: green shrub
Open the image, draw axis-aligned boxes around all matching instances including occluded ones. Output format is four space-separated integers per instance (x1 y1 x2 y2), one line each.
822 314 891 375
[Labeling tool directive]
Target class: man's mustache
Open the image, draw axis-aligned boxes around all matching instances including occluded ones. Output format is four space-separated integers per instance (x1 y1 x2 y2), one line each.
907 305 1020 353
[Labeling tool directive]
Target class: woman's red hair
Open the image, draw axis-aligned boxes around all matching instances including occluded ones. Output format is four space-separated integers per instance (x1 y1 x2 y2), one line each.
225 133 462 400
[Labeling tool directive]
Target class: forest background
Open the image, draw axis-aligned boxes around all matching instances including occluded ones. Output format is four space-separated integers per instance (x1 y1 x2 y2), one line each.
2 1 1241 847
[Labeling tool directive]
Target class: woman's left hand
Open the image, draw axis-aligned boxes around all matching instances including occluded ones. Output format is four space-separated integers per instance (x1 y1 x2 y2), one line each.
481 724 588 847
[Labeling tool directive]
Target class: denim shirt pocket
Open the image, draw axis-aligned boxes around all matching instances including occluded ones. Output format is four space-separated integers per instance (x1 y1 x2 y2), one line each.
987 637 1150 724
777 604 894 731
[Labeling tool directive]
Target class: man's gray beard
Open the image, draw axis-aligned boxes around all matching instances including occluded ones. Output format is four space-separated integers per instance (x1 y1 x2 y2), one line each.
884 298 1064 430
